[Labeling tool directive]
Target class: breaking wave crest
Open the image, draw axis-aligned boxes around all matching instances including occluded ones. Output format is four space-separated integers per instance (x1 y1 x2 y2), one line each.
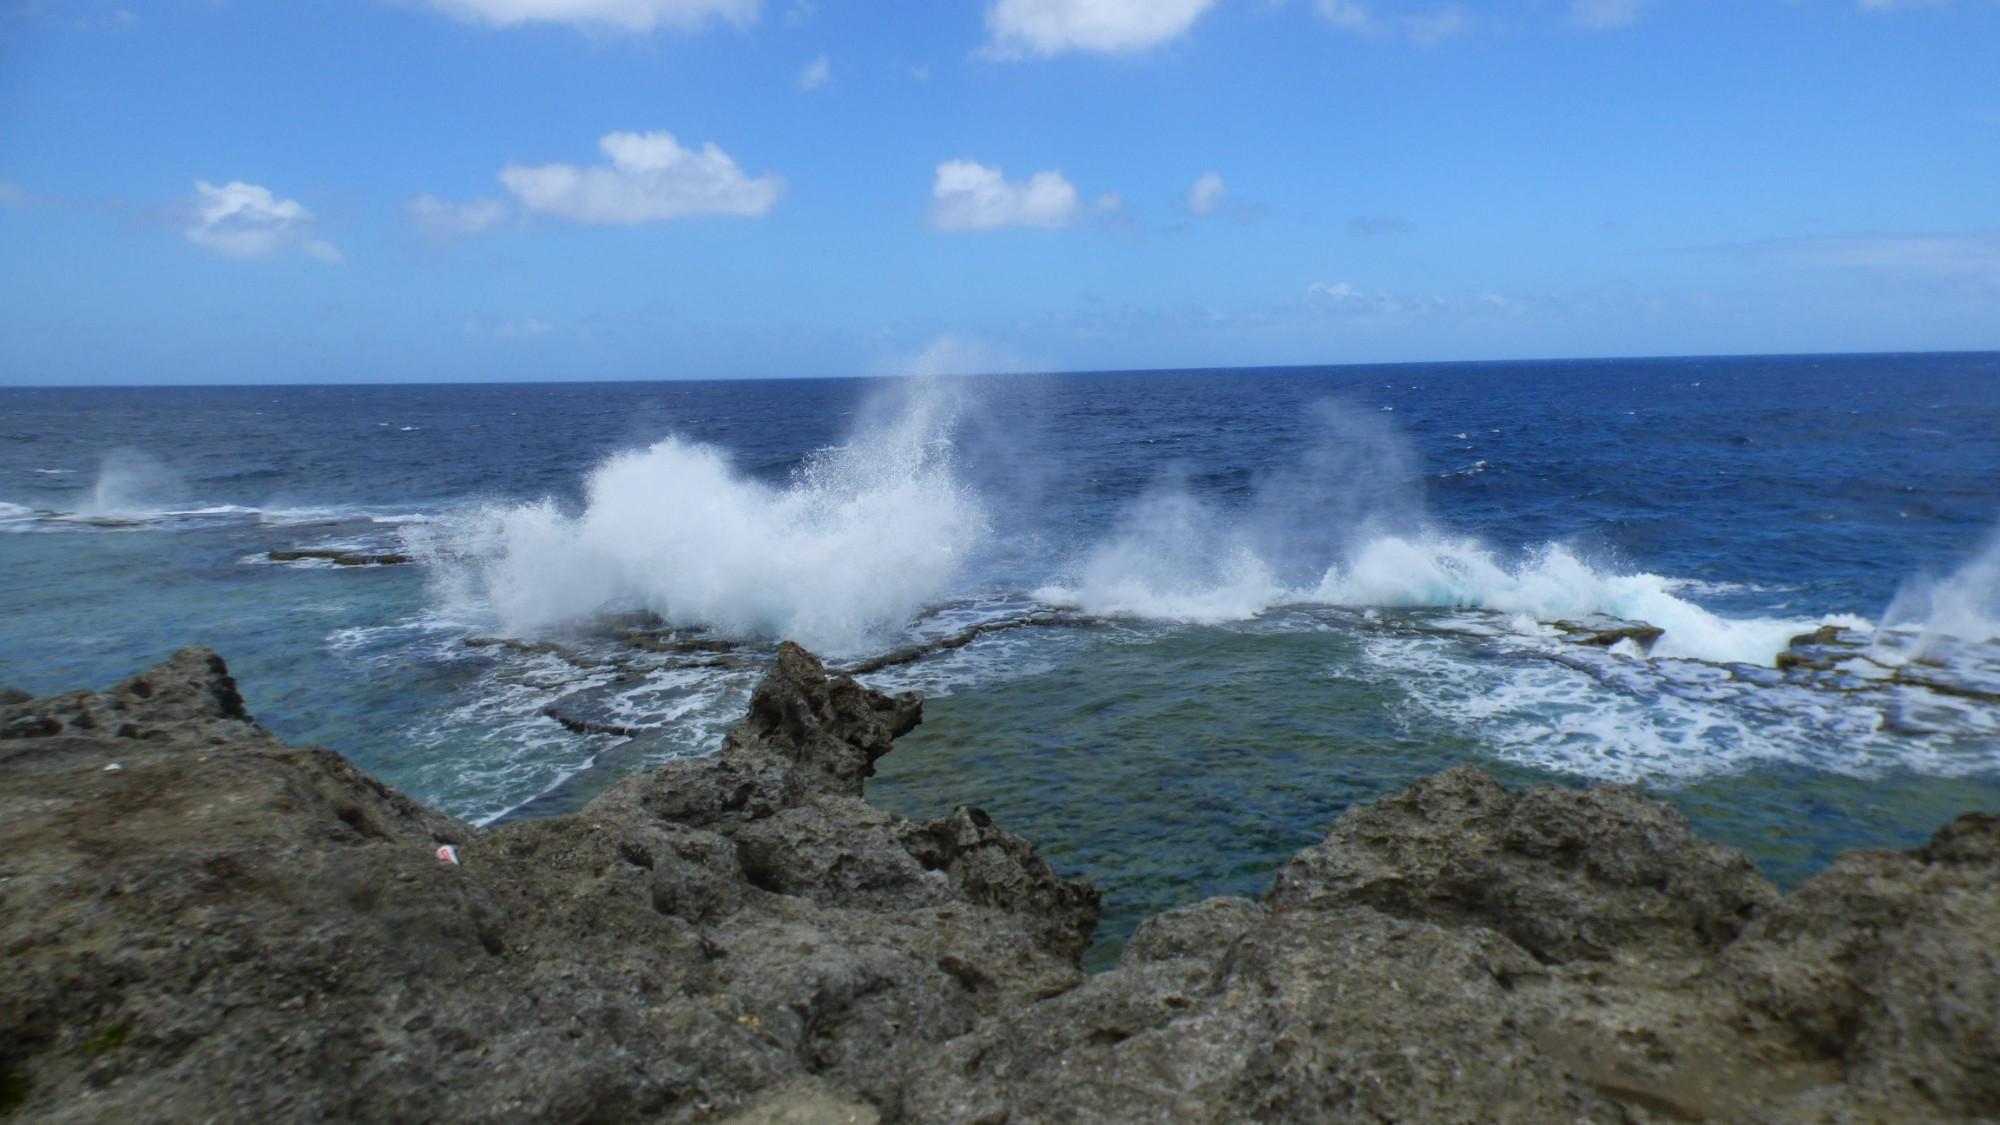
425 384 987 655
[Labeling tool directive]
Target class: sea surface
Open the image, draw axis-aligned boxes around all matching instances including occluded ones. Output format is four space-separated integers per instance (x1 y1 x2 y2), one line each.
6 354 1999 962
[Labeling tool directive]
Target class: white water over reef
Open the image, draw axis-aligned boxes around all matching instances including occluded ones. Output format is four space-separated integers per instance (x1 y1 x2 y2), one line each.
1038 404 1822 668
423 382 988 655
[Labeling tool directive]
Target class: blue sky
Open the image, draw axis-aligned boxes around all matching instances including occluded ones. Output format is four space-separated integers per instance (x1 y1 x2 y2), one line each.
0 0 1995 384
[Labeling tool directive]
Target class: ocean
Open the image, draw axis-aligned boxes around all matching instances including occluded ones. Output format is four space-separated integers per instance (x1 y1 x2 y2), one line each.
6 353 1998 961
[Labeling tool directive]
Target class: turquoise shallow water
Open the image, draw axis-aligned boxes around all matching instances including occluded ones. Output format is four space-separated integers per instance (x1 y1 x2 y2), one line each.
861 618 2000 965
3 357 1999 965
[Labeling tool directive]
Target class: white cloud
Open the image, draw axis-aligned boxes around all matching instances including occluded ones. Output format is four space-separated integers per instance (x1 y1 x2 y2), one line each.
1857 0 1949 9
183 181 341 262
983 0 1216 57
499 131 784 224
417 0 759 32
0 181 30 207
798 53 831 90
405 194 511 239
1569 0 1652 28
1185 171 1227 216
927 160 1081 231
1306 280 1455 320
1314 0 1469 45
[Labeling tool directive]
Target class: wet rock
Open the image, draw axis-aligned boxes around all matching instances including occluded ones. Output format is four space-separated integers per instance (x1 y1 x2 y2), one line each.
463 635 606 668
268 548 411 565
1557 617 1667 652
839 613 1083 677
540 704 641 738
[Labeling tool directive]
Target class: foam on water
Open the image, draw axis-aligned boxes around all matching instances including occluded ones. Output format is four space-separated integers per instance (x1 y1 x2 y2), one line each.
423 380 988 656
1315 536 1813 666
1350 628 2000 785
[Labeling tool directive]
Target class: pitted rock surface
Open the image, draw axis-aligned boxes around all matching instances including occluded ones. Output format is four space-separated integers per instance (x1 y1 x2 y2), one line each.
3 646 1995 1124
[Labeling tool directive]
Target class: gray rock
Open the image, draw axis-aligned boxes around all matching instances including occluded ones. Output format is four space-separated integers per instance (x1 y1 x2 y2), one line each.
0 642 1093 1123
3 646 1995 1124
1268 764 1778 963
904 768 1997 1125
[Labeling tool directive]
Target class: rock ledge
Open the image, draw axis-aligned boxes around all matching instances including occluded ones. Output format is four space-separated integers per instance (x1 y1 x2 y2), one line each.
2 648 1994 1123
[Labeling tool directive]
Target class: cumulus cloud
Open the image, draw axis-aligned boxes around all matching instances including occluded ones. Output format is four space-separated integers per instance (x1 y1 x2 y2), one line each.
983 0 1216 57
499 131 784 224
1317 1 1471 45
183 181 341 262
1185 171 1227 216
798 53 831 90
927 159 1082 230
405 194 511 239
416 0 758 32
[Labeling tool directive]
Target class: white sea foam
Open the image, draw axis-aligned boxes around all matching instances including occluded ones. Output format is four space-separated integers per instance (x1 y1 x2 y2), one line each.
1353 631 2000 785
1315 537 1813 666
424 379 988 655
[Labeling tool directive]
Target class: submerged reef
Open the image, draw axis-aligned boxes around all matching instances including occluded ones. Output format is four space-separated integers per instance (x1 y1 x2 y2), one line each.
1 646 1995 1123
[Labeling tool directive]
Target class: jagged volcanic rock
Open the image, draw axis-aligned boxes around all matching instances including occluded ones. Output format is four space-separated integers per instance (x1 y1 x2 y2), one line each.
0 644 1093 1123
2 647 1995 1123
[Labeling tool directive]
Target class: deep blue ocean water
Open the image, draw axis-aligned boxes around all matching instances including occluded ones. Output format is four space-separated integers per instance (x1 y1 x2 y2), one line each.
6 353 1999 960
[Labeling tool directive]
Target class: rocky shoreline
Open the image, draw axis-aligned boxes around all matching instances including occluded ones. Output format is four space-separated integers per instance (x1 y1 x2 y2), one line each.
2 647 1995 1123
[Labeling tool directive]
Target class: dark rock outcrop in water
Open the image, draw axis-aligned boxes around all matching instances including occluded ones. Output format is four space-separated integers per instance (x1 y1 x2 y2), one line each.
2 648 1996 1123
268 549 412 566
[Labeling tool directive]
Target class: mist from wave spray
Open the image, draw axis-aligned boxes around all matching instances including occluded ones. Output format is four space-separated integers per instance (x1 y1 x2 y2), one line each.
1042 404 1423 622
424 378 987 655
84 449 184 517
1043 401 1820 666
1880 525 2000 658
